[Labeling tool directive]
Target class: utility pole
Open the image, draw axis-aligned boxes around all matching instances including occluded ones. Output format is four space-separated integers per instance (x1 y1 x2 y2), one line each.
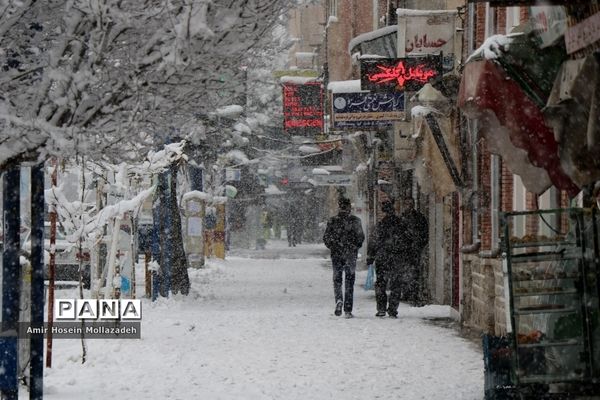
46 159 58 368
30 164 45 399
1 166 21 400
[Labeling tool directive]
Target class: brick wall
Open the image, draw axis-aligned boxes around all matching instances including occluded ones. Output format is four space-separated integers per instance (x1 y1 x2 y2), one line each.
525 191 539 235
476 4 486 47
501 163 513 213
479 138 492 251
496 7 506 35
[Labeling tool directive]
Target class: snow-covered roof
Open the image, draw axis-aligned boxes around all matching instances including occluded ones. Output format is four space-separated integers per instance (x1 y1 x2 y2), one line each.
312 168 330 175
265 184 286 195
182 190 210 202
348 25 397 55
295 52 317 60
326 80 363 94
396 8 458 17
280 76 318 85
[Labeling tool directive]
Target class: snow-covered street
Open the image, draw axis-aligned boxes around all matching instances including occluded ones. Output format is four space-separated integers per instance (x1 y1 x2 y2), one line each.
42 241 483 400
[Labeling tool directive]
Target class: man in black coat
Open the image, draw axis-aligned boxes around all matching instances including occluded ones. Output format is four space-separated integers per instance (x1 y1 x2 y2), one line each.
400 197 429 306
323 197 365 318
367 200 408 318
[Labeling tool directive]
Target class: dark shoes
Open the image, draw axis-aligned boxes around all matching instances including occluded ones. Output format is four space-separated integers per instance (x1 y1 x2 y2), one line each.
375 311 386 317
387 312 398 319
334 301 343 316
344 312 353 319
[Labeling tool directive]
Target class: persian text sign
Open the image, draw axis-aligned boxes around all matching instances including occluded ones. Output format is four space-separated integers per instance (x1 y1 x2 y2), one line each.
398 10 457 72
282 82 324 136
332 92 405 129
360 57 441 92
565 11 600 54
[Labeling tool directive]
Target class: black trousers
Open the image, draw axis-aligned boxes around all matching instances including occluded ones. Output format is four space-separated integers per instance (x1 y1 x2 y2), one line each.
331 254 357 312
374 258 415 314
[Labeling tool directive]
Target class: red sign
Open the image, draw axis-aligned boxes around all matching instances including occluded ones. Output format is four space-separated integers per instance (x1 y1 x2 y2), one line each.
282 82 324 136
361 57 442 92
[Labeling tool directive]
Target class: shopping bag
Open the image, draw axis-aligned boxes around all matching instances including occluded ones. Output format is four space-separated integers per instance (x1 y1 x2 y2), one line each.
364 264 375 290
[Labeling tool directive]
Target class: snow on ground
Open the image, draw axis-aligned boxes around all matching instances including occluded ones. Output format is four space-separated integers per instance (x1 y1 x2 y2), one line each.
40 241 483 400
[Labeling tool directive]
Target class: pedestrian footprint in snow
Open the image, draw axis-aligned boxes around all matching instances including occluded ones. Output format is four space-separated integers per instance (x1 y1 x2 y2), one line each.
323 197 365 318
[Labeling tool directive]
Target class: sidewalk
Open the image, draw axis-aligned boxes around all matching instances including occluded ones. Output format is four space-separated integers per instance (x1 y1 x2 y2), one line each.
42 241 483 399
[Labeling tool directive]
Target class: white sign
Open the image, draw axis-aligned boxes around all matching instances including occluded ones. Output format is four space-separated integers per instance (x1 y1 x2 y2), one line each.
397 10 457 73
313 174 353 186
565 11 600 55
225 168 241 181
187 216 203 237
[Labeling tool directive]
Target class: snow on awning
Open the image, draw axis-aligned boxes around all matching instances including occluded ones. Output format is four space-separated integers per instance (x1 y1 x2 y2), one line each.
458 59 579 196
280 76 318 85
326 80 363 94
348 25 397 57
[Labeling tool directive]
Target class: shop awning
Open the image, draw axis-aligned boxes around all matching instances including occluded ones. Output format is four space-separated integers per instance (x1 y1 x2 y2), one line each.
543 54 600 188
458 59 579 197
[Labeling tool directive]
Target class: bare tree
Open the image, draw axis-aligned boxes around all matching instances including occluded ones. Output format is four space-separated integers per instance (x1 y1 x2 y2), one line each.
0 0 299 170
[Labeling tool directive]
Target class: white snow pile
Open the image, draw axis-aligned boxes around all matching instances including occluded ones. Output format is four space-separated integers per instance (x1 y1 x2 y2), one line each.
298 145 321 154
265 184 285 195
411 105 439 118
280 76 317 85
224 150 249 164
234 122 252 135
355 163 367 172
312 168 330 175
182 190 210 203
467 34 516 63
215 105 244 118
327 80 362 94
145 141 188 173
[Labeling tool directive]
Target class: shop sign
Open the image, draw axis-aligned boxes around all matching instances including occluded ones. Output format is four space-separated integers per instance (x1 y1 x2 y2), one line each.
282 82 324 136
312 174 353 187
332 92 405 129
565 11 600 54
360 57 441 92
225 168 241 181
397 9 457 72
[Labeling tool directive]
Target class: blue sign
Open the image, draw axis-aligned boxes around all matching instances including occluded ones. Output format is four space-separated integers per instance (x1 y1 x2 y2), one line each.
332 92 405 129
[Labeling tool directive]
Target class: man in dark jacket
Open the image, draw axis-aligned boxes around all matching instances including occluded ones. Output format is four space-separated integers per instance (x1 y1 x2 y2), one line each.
323 197 365 318
367 200 408 318
400 197 429 306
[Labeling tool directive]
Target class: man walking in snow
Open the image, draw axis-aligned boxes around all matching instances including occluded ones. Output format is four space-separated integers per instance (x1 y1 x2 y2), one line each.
323 197 365 318
367 200 407 318
399 197 429 306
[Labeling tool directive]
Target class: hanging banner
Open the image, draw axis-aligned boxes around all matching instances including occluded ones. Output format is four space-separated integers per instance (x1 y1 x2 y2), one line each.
332 92 405 129
397 9 457 73
282 82 324 136
360 56 442 93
